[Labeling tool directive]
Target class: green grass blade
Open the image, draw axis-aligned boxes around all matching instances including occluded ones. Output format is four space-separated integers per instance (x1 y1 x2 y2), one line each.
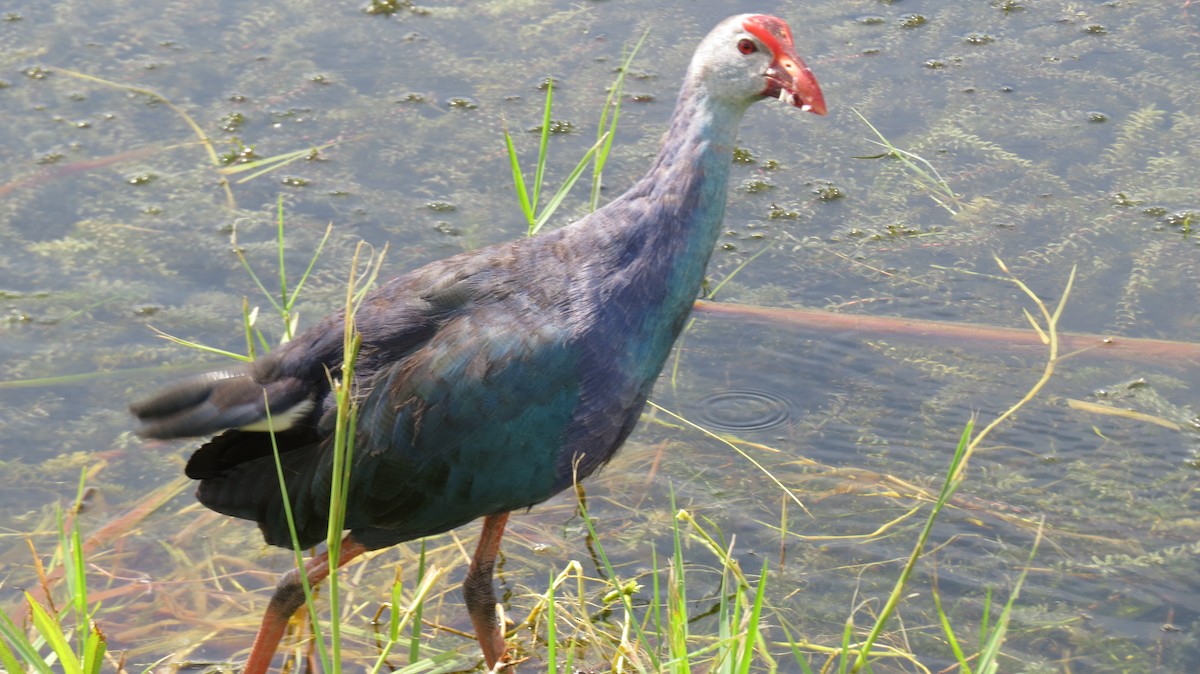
68 526 88 664
533 79 554 210
837 612 854 674
779 621 816 674
409 540 427 662
577 485 660 671
390 650 465 674
230 222 287 320
850 420 974 673
977 522 1043 673
546 570 558 674
52 67 223 169
216 146 310 176
323 241 375 674
81 625 106 674
0 606 53 674
276 196 288 308
668 492 689 673
389 576 404 640
368 564 449 674
716 555 733 674
242 301 260 360
264 397 332 672
529 133 608 236
325 334 361 674
650 545 663 653
590 27 649 210
219 145 320 184
149 326 253 362
979 587 993 652
349 243 388 310
0 632 25 674
254 326 274 355
735 559 769 674
67 470 91 659
27 597 79 674
931 577 971 674
369 587 403 673
286 223 334 314
589 106 617 210
504 128 536 227
852 108 959 215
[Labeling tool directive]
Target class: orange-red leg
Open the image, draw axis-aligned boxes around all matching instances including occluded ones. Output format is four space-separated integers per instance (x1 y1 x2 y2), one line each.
242 535 369 674
462 513 511 670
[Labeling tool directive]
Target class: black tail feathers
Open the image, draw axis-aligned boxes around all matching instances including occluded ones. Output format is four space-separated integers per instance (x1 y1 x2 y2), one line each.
130 369 314 439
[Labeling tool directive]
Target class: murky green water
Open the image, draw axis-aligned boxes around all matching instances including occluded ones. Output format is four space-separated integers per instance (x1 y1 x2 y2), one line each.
2 0 1198 672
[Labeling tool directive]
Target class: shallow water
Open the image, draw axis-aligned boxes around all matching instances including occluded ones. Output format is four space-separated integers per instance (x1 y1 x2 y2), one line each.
2 0 1198 672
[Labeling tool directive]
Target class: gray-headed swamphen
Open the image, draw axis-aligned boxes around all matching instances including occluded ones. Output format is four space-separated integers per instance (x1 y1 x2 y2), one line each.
131 13 825 673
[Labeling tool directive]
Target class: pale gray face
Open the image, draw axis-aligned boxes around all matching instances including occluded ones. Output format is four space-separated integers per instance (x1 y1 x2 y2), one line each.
687 13 826 115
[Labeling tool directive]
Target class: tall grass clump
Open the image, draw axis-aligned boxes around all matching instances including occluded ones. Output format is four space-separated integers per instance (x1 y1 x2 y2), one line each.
0 472 108 674
155 207 464 673
505 29 648 236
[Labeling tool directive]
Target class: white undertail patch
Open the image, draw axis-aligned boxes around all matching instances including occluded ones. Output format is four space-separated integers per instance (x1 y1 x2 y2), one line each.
239 398 315 432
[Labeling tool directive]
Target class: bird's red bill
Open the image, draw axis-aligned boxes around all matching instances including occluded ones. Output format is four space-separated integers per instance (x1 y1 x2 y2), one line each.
743 15 827 116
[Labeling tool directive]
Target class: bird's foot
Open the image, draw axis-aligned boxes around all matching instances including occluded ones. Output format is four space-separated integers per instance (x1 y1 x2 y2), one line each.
487 654 525 673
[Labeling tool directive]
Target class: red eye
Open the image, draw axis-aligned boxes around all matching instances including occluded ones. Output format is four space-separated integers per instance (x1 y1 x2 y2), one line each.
737 38 757 55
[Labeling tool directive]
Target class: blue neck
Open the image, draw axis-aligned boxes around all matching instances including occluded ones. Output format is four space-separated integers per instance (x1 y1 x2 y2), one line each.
646 87 748 313
572 80 752 382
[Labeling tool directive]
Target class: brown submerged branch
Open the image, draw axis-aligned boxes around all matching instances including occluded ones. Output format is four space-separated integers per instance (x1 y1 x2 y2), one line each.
694 300 1200 366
